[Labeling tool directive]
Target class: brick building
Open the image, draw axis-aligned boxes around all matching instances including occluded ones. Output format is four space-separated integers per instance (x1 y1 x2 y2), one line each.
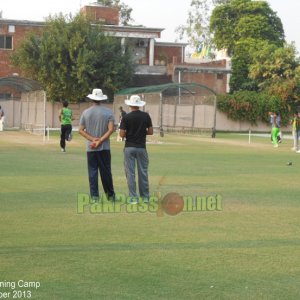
0 2 229 101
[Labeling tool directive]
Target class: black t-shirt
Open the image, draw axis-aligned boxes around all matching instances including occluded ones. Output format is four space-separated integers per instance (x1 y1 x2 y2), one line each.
120 110 152 148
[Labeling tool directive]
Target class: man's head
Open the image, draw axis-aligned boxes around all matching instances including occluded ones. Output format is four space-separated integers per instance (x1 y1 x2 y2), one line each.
63 101 69 108
119 106 123 111
124 95 146 110
87 89 107 104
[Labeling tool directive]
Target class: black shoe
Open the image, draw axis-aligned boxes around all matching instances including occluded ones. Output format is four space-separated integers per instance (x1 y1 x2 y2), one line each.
90 196 99 203
108 194 116 202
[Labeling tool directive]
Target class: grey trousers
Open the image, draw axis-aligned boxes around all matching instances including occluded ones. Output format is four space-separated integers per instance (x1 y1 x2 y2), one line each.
293 129 300 150
124 147 149 200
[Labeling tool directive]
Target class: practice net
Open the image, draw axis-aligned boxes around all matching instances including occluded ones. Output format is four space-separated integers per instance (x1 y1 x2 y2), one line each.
20 90 49 140
115 83 217 137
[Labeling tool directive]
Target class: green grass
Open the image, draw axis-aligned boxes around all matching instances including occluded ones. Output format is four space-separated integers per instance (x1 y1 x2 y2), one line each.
0 131 300 299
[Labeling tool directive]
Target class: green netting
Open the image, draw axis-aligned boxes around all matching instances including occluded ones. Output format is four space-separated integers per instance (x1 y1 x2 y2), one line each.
116 82 216 96
0 76 43 92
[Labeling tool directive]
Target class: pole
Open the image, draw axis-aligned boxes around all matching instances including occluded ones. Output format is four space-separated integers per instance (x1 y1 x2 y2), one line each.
159 92 164 137
43 91 46 142
192 95 196 129
248 129 251 144
178 71 181 105
47 126 50 141
212 96 217 138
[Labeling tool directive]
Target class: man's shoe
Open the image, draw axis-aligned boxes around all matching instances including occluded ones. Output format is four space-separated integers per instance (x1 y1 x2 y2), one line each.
108 194 116 202
67 133 72 141
129 198 138 204
61 148 66 152
91 196 99 203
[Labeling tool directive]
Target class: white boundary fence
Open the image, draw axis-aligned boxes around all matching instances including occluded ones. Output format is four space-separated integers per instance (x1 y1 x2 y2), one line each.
0 90 290 134
18 91 113 136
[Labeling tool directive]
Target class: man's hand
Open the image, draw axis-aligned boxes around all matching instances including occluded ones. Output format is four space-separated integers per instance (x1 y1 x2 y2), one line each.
90 138 102 149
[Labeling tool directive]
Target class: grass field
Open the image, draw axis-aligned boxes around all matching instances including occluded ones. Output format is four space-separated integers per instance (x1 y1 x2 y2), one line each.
0 130 300 300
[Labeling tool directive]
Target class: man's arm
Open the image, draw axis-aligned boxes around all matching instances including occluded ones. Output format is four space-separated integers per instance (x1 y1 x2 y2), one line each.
100 120 114 141
119 117 126 138
79 120 115 147
147 127 153 135
119 129 126 138
79 124 95 142
58 109 62 122
146 115 153 135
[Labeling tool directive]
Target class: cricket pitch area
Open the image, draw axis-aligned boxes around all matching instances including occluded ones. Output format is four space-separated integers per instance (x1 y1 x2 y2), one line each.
1 130 300 299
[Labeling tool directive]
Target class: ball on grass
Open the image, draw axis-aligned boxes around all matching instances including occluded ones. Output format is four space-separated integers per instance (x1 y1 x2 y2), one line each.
161 192 184 216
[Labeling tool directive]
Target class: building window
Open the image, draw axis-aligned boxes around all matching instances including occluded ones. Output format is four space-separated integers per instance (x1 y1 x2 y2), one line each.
8 25 15 33
217 73 224 80
0 35 13 49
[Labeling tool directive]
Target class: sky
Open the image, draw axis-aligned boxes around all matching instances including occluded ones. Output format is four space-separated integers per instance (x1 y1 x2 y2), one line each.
1 0 300 51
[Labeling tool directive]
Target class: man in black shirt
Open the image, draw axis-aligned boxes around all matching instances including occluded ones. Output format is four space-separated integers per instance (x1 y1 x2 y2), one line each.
117 106 127 142
119 106 127 121
119 95 153 203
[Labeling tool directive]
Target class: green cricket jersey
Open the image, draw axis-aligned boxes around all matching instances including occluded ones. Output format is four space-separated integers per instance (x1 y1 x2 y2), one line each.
61 108 72 125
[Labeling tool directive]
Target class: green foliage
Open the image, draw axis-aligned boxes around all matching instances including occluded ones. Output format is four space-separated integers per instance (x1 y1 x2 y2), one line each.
217 91 289 125
249 43 300 105
176 0 229 49
210 0 285 93
229 39 260 92
210 0 284 55
12 14 135 102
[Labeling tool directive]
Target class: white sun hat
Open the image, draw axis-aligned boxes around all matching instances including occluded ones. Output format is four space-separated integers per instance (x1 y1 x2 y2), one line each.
124 95 146 107
87 89 108 101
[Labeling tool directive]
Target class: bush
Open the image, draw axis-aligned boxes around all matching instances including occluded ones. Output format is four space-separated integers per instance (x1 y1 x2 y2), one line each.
217 91 289 126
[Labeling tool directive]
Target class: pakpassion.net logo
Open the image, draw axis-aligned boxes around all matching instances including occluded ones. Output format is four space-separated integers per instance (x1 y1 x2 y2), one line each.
77 193 222 216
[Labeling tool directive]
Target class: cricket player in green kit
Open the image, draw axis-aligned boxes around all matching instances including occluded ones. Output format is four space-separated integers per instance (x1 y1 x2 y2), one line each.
59 100 73 152
269 112 281 148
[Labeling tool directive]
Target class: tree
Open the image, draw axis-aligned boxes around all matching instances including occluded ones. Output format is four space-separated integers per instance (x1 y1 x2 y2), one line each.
175 0 230 50
249 43 300 104
97 0 133 25
210 0 285 92
210 0 285 55
229 39 260 92
12 14 135 102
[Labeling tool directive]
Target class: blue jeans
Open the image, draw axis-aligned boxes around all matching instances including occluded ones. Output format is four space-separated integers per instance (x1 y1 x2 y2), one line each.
87 150 115 199
124 147 149 200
